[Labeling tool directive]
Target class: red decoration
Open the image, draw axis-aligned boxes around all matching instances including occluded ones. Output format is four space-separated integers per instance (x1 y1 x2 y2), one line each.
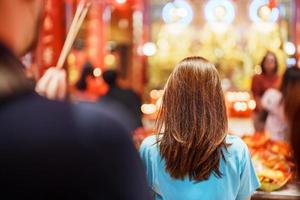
35 0 65 74
268 0 277 9
85 0 106 69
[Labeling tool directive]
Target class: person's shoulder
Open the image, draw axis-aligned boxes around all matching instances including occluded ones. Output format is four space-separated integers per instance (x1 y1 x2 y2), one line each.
226 135 248 149
141 135 157 145
140 135 158 153
29 94 128 138
73 101 128 135
9 92 73 115
139 135 160 165
225 135 249 157
122 88 140 98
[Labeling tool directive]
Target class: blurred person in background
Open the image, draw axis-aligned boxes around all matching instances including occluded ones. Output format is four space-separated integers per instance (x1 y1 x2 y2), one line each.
72 61 101 102
251 51 281 132
261 67 300 141
0 0 152 199
99 69 143 130
140 57 259 200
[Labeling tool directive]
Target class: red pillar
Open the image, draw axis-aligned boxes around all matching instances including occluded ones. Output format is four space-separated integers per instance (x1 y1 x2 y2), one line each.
35 0 65 74
131 0 150 94
293 0 300 58
86 0 107 69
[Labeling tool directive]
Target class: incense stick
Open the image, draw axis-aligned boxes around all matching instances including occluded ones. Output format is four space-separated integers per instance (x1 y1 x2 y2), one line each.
56 1 91 69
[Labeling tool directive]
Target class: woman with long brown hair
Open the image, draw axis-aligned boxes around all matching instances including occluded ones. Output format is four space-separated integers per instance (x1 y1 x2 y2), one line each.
251 51 281 131
140 57 259 200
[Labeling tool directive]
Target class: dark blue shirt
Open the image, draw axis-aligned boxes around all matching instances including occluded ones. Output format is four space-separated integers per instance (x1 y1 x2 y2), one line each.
0 43 152 200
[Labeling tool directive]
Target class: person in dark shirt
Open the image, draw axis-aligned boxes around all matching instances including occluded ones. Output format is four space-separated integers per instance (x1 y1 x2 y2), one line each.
99 70 143 132
290 108 300 177
0 1 152 199
72 62 99 102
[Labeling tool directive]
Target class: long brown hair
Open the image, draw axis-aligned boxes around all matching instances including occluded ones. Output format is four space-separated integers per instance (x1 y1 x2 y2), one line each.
156 56 228 181
260 51 278 75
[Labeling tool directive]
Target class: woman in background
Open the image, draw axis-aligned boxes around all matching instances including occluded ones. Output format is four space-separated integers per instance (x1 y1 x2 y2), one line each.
251 52 281 132
262 67 300 140
140 57 259 200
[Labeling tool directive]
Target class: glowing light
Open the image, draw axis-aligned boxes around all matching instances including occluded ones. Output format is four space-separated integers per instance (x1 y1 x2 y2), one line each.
237 92 243 101
227 91 251 103
67 53 76 65
205 0 235 24
118 19 129 29
93 68 102 77
233 102 242 111
284 42 296 56
244 92 250 101
115 0 126 4
162 0 193 25
104 54 116 66
177 8 188 17
287 58 297 67
249 0 279 23
150 89 164 100
215 6 227 21
158 90 164 98
226 92 236 102
143 42 157 56
141 104 157 115
241 102 248 111
259 5 272 20
234 102 248 112
150 90 159 99
69 68 79 84
248 100 256 110
254 65 262 74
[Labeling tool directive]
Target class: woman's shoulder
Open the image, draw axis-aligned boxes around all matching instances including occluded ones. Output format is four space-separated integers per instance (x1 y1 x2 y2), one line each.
139 135 161 166
140 135 159 153
226 135 247 146
225 135 249 157
141 134 157 145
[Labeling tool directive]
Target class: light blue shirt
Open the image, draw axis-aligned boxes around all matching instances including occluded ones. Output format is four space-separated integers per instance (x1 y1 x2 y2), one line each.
140 135 260 200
